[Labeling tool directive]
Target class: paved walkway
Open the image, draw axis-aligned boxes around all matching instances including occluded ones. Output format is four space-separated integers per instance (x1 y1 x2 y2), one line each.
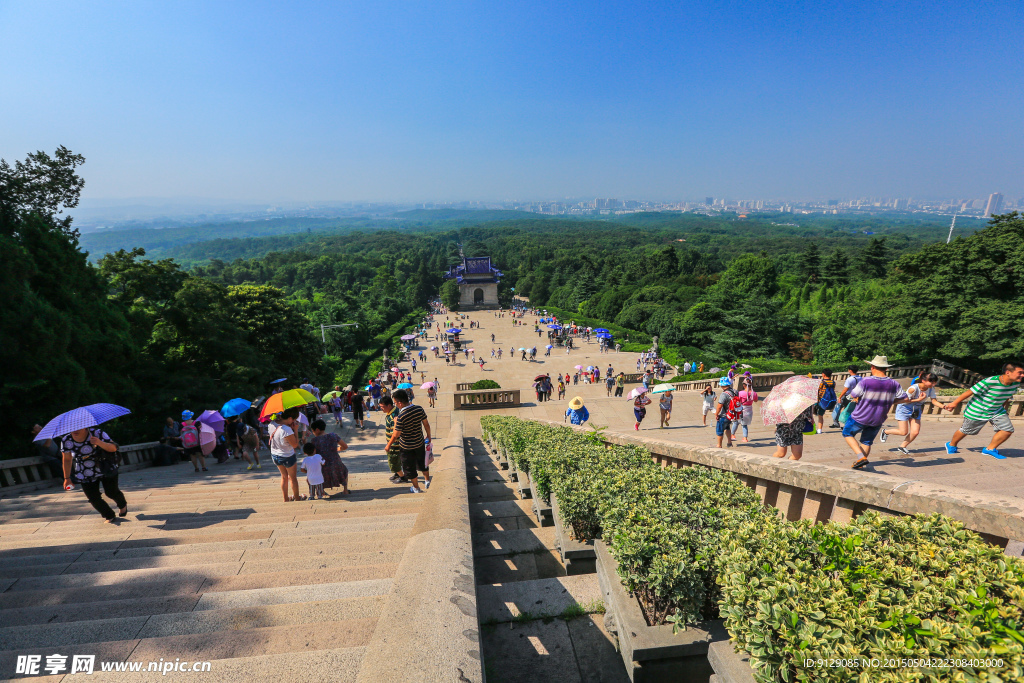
430 313 1024 502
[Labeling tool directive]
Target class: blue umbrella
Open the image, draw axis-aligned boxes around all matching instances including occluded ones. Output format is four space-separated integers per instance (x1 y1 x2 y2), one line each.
220 398 252 418
596 332 612 339
34 403 131 441
398 382 414 389
447 328 462 334
594 328 610 334
269 378 288 384
547 324 562 329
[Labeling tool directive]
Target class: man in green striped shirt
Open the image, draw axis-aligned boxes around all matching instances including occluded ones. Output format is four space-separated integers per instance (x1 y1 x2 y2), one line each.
944 361 1024 459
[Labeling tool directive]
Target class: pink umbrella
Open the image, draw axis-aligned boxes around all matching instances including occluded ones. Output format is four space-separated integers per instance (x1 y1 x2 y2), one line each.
468 348 475 352
574 365 584 370
421 382 436 389
761 375 820 425
391 367 399 372
196 410 225 433
199 422 217 456
627 387 648 399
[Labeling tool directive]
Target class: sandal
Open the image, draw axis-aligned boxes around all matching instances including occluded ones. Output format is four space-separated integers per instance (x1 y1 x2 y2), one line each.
118 506 128 518
852 457 869 469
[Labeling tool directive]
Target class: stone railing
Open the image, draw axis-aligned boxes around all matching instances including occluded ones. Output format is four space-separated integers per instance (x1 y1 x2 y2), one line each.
452 389 521 410
526 418 1024 556
673 371 795 392
455 383 474 391
0 441 163 497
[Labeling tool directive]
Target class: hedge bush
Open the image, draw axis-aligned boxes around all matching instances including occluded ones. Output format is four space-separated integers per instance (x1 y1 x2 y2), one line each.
484 415 1024 682
481 415 767 627
470 379 501 390
720 512 1024 682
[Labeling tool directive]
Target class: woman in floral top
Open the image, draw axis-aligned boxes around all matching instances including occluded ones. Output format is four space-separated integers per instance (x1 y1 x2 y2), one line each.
62 427 126 523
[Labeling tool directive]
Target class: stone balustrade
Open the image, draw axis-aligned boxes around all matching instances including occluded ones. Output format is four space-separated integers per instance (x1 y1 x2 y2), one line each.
452 389 521 410
526 418 1024 556
0 441 163 497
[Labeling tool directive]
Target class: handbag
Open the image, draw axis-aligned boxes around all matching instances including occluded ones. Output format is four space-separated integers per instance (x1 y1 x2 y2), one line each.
838 400 855 424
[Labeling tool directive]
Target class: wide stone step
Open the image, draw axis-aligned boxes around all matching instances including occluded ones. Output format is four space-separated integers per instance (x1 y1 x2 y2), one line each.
477 575 602 624
137 594 385 638
199 563 399 593
0 594 203 628
0 577 208 610
0 549 247 580
472 528 556 558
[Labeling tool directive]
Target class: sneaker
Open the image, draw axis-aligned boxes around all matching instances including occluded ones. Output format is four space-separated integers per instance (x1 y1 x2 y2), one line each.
852 457 869 469
409 487 421 494
256 463 262 469
426 480 431 489
247 464 253 470
201 467 208 472
879 429 888 443
828 423 840 429
982 448 1007 460
945 442 958 455
896 446 910 455
389 474 401 484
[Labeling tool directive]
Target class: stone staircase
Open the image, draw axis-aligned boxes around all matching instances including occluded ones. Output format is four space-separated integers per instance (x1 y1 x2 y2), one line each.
0 420 437 681
464 433 628 683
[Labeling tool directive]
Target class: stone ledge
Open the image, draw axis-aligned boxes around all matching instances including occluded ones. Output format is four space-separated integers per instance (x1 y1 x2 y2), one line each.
355 420 483 683
551 492 596 575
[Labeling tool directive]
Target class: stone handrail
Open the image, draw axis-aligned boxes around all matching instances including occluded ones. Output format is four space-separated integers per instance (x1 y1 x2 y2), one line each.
673 371 795 392
673 364 936 393
455 383 474 391
0 441 162 497
453 389 521 410
525 418 1024 556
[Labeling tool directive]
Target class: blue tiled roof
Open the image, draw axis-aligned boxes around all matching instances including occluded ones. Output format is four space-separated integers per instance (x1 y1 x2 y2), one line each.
443 256 502 282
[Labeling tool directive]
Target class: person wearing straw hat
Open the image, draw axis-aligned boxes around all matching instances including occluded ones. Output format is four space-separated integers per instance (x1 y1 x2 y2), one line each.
566 397 590 425
842 355 910 469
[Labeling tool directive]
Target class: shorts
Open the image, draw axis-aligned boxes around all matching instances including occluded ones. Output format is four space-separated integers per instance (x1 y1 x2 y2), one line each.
633 408 647 422
812 404 828 416
184 446 202 459
402 446 428 477
271 454 297 468
842 418 882 445
702 404 713 415
959 413 1014 435
715 415 733 436
894 404 923 422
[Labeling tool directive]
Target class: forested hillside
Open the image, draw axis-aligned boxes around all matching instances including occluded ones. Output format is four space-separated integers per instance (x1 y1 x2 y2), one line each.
4 147 1017 455
1 149 445 451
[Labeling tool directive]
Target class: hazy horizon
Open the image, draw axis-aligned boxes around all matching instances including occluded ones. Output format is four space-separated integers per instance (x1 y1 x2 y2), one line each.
3 1 1022 204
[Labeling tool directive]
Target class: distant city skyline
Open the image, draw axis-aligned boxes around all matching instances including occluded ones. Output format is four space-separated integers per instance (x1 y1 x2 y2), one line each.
3 1 1022 204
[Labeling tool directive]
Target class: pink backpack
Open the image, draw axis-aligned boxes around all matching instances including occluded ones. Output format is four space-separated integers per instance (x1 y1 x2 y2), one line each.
180 421 200 449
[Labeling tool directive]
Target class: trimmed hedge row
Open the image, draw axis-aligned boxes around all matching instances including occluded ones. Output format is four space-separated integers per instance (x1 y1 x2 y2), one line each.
482 416 1024 682
482 415 768 626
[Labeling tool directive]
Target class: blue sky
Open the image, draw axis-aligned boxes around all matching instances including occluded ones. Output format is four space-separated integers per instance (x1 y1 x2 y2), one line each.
1 0 1021 202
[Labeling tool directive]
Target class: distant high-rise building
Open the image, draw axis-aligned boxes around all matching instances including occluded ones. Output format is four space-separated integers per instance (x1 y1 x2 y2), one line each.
984 193 1004 217
894 198 909 210
705 197 714 206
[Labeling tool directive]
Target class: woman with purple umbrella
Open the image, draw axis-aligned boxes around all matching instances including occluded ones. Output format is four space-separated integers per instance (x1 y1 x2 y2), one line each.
34 404 130 524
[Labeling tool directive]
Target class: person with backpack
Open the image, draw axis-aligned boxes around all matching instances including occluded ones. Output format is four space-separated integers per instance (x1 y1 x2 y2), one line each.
815 370 838 433
829 366 861 428
179 411 206 472
714 377 740 448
